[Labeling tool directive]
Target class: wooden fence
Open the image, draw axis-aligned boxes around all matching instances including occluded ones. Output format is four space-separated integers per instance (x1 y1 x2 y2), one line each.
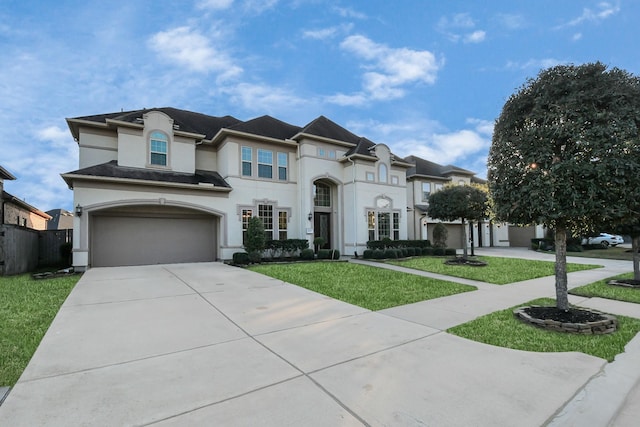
0 225 73 275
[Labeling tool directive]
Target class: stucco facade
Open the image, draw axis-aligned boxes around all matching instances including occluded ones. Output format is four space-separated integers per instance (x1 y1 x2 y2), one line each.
63 109 417 270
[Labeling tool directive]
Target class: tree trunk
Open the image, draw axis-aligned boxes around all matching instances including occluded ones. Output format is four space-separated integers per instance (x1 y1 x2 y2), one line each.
555 227 569 310
461 218 468 258
633 235 640 281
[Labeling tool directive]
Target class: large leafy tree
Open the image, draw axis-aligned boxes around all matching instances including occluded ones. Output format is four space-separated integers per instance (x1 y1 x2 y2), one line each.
427 185 488 258
489 62 640 310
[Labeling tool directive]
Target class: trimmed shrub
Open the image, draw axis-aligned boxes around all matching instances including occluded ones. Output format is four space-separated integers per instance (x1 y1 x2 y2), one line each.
372 249 386 259
363 249 374 259
445 248 457 256
318 249 341 260
232 252 250 265
384 248 399 259
422 247 434 256
406 247 416 256
248 251 262 263
366 239 432 250
300 248 315 260
433 247 446 256
433 223 448 248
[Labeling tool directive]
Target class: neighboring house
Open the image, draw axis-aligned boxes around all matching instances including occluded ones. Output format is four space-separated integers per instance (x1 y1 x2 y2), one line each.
62 108 413 270
46 209 74 230
0 165 51 230
404 155 509 248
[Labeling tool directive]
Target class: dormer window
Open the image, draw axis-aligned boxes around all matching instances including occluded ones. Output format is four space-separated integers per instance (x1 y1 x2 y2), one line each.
150 131 168 166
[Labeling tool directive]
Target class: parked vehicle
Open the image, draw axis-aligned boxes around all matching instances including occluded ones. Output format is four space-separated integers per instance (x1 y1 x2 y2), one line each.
581 233 624 248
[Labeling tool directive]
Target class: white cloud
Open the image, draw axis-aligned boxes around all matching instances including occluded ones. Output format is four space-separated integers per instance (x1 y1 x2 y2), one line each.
572 32 583 41
148 26 242 80
220 82 309 114
197 0 234 9
559 1 620 28
496 13 526 30
505 58 564 70
346 116 491 173
438 13 486 44
332 6 367 20
242 0 279 13
303 23 353 40
464 30 486 43
330 35 442 104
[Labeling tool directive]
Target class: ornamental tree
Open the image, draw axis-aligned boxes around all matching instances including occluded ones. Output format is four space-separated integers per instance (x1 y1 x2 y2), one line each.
427 185 488 258
489 62 640 310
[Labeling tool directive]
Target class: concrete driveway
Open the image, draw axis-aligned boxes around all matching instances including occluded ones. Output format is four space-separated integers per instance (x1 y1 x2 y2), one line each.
0 257 636 426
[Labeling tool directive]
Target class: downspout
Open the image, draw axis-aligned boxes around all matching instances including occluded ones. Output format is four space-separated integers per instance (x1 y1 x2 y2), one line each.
347 156 357 256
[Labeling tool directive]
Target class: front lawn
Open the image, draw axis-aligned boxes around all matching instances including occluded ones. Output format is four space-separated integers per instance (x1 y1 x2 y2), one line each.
448 298 640 362
0 273 79 387
388 256 601 284
567 246 634 261
248 262 475 311
570 272 640 304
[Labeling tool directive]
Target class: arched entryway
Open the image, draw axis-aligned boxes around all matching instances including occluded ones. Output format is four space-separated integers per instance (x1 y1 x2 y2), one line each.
312 179 337 250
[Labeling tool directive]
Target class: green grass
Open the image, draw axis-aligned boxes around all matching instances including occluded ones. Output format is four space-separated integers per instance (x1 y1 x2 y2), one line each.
570 272 640 304
567 246 634 261
248 262 476 311
0 273 79 386
387 256 601 284
448 298 640 362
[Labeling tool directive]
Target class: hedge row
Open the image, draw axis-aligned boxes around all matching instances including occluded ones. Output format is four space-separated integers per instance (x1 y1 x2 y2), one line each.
366 239 432 250
363 247 455 259
232 248 340 264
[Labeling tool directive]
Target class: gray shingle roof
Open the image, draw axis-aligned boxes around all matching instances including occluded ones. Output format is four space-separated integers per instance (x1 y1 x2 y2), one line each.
63 161 230 188
405 155 477 179
227 115 301 140
299 116 362 144
71 107 241 140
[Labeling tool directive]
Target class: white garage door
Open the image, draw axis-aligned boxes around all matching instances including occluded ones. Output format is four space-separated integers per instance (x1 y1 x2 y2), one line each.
91 207 217 267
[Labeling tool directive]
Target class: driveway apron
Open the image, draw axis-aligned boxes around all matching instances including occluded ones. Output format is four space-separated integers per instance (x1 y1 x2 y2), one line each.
0 257 633 426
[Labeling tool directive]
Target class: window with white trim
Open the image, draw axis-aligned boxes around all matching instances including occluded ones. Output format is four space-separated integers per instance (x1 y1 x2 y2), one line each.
278 211 288 240
367 207 401 241
257 149 273 179
241 208 253 245
393 212 400 240
314 183 331 207
277 152 287 181
434 183 443 192
379 163 388 183
241 147 252 176
366 172 375 181
391 175 399 185
422 182 431 201
150 131 168 166
258 204 273 241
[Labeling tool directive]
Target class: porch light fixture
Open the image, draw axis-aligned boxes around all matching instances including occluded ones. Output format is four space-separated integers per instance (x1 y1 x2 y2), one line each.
308 212 313 221
75 204 83 217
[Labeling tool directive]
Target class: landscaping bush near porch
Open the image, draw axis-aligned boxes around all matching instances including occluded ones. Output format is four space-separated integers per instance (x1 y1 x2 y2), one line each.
1 273 79 387
248 262 475 311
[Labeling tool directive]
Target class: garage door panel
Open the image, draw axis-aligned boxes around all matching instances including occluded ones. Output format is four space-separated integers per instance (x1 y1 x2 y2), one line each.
92 214 216 267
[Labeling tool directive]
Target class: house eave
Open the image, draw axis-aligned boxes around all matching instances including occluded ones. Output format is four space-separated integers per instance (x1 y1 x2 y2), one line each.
210 128 299 147
292 132 357 148
61 173 233 193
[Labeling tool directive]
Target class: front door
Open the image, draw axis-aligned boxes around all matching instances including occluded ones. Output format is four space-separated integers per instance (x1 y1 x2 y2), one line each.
314 212 331 249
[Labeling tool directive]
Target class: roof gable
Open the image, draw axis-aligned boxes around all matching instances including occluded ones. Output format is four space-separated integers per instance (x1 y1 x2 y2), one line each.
227 115 301 140
299 116 361 145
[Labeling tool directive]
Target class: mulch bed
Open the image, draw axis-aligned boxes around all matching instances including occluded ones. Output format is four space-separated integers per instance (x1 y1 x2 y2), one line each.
524 306 605 323
444 257 487 267
608 279 640 288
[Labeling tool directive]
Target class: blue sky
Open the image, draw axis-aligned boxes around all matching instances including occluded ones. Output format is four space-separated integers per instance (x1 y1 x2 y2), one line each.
1 0 637 212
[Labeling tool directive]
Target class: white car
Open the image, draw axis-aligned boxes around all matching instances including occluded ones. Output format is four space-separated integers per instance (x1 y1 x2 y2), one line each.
581 233 624 248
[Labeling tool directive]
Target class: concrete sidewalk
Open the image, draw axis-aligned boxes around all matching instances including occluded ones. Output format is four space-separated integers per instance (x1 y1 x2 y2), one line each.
0 250 638 426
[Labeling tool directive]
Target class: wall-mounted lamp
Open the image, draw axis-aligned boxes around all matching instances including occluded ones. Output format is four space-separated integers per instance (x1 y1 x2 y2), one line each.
75 204 83 217
308 212 313 221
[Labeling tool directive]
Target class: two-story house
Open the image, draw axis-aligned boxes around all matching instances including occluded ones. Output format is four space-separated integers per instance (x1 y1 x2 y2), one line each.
62 108 412 270
1 165 51 230
405 155 509 248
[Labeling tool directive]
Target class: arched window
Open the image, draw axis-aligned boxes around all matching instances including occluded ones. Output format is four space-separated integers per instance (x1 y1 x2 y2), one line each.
314 182 331 207
150 131 168 166
379 163 388 183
